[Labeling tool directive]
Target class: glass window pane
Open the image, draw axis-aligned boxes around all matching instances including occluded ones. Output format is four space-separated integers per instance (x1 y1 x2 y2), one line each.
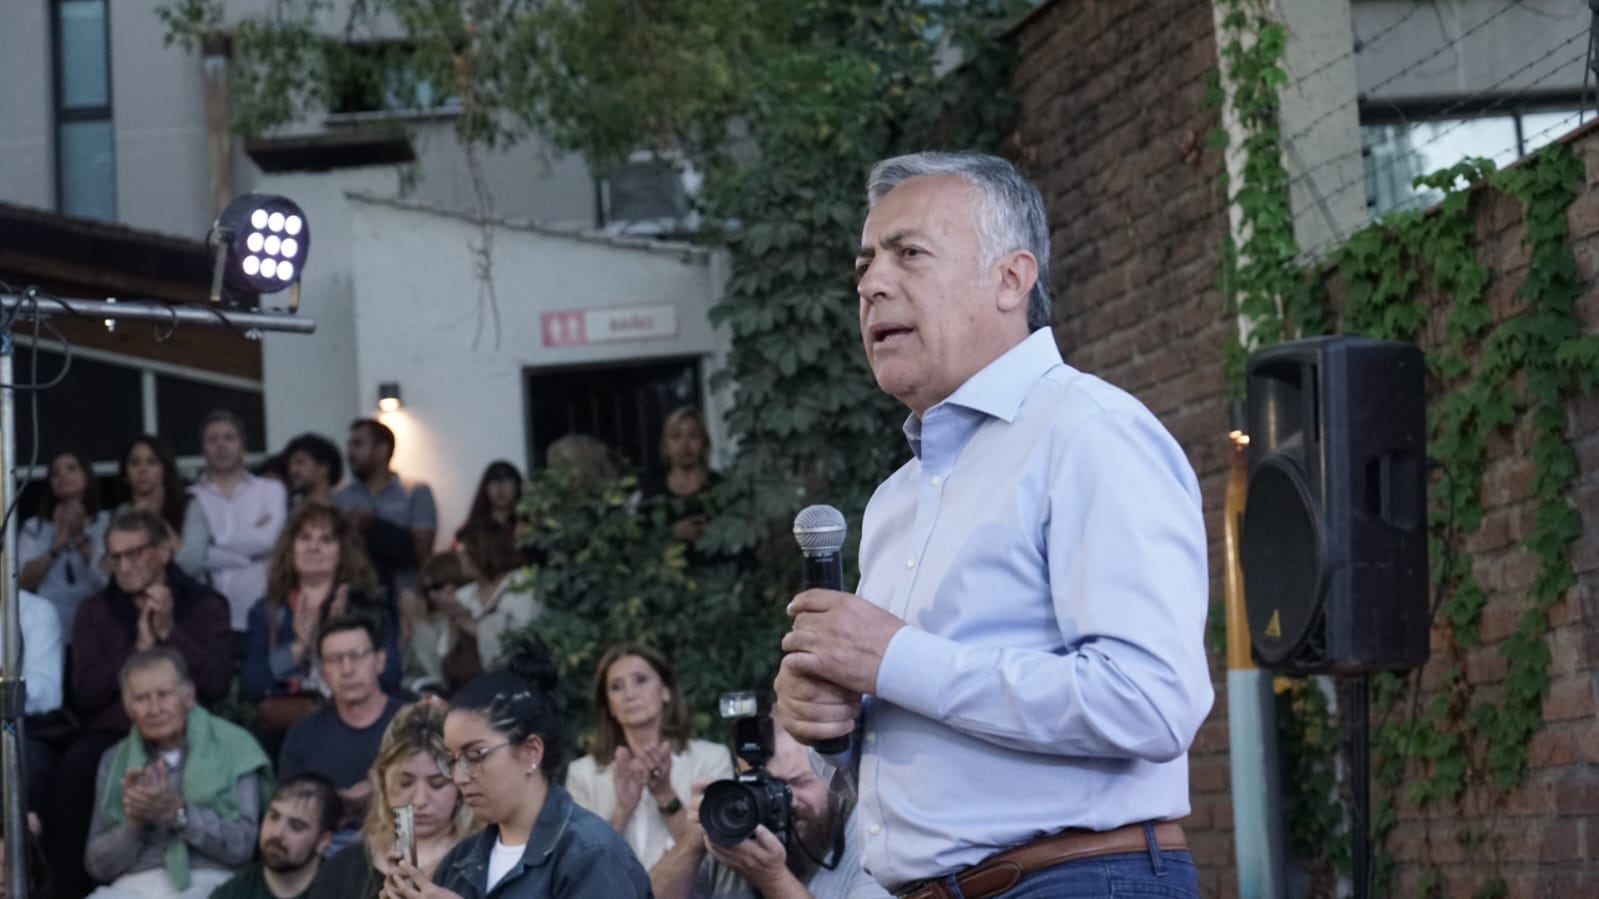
155 377 266 457
58 119 116 220
12 349 142 465
1362 116 1518 215
58 0 109 109
1522 110 1584 155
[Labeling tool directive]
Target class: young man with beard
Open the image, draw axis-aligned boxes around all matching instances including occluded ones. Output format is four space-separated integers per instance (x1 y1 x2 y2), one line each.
212 775 341 899
649 717 888 899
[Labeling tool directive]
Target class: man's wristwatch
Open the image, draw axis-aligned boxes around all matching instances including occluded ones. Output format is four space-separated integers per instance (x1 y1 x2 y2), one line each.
658 796 683 816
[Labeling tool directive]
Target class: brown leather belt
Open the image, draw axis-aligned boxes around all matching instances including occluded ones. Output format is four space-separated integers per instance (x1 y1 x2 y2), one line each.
895 821 1186 899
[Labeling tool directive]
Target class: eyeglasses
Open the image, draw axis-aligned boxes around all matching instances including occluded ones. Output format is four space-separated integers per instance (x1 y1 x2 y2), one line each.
106 542 155 567
438 742 511 779
320 645 376 669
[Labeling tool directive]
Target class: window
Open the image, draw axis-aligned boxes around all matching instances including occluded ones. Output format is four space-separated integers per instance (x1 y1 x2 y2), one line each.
525 358 702 476
1361 105 1585 215
53 0 116 220
327 43 460 118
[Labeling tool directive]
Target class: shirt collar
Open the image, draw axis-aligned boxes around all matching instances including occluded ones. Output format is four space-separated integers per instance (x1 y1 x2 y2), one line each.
901 328 1064 456
451 782 576 878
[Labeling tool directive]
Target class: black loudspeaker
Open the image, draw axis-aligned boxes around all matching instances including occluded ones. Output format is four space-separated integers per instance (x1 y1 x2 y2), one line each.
1241 336 1430 675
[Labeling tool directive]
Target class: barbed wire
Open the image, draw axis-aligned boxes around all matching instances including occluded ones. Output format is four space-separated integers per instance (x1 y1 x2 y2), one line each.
1282 1 1535 146
1288 1 1428 91
1284 29 1589 195
1298 107 1586 261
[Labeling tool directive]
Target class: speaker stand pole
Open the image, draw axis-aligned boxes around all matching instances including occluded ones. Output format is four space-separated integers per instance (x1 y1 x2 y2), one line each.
1349 675 1371 899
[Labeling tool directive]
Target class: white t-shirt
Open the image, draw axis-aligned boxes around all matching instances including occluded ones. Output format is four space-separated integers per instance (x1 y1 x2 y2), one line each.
487 837 526 891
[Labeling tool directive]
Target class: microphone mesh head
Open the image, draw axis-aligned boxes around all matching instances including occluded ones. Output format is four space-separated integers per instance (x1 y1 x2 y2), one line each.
793 504 847 554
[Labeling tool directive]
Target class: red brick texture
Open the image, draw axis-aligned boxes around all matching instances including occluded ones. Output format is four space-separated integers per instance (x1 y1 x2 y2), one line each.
1012 2 1599 897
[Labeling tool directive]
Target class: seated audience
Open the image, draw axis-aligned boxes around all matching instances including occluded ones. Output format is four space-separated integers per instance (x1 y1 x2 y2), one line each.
401 553 474 695
84 649 267 898
310 701 476 899
283 434 342 508
189 410 288 635
650 712 890 899
454 461 524 541
17 449 110 638
116 435 210 579
47 509 232 899
278 615 404 856
452 528 540 672
210 774 340 899
378 642 649 899
566 643 732 869
241 502 401 742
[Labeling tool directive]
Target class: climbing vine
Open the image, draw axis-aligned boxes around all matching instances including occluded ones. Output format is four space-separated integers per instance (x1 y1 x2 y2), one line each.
1216 3 1599 895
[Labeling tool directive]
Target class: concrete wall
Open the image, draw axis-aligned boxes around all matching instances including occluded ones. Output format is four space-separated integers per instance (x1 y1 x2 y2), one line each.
345 196 728 547
1352 0 1589 103
0 1 54 211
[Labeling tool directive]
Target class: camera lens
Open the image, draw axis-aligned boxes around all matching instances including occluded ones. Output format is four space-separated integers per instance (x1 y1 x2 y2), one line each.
700 781 761 846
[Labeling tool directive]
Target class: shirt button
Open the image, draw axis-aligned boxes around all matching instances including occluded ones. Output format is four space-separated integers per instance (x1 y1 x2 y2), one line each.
905 558 915 568
869 824 882 835
865 732 876 743
930 475 943 487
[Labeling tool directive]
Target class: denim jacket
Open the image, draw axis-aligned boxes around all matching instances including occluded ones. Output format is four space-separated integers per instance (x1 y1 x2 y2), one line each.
434 783 651 899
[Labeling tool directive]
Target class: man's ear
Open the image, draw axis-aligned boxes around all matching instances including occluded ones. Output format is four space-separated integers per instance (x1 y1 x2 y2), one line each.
993 249 1039 316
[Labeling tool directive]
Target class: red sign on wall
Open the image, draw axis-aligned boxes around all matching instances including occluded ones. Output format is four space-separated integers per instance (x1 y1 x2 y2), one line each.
540 305 677 347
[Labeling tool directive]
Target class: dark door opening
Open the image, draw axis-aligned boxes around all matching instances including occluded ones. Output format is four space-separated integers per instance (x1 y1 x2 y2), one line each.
525 357 701 476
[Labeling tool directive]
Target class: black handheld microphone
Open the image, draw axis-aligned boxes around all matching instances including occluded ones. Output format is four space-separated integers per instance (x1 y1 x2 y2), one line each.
792 504 852 756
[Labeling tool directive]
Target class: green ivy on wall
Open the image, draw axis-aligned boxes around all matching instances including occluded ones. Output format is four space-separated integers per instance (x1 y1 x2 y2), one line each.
1214 1 1599 895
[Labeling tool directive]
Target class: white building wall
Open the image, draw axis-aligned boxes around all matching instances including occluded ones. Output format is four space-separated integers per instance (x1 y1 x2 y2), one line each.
345 196 727 544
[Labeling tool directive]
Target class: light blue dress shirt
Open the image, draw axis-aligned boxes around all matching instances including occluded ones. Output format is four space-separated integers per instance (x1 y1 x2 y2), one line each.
854 327 1214 888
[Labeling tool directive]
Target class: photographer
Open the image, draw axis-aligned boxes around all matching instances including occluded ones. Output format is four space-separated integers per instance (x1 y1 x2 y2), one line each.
650 714 887 899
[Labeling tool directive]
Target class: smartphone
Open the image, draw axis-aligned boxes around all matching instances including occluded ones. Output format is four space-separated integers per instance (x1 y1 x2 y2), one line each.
393 805 416 866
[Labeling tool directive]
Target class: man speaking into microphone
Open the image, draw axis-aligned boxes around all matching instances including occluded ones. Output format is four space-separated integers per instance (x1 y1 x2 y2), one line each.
774 152 1213 899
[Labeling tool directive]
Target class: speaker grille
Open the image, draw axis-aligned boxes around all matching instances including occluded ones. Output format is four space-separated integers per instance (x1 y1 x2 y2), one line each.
1242 454 1327 665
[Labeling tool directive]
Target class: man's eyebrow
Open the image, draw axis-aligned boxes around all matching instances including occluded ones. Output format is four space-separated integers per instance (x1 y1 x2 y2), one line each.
858 230 932 258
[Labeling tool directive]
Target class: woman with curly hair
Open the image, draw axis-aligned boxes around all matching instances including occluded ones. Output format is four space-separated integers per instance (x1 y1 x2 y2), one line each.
311 700 477 899
240 502 402 737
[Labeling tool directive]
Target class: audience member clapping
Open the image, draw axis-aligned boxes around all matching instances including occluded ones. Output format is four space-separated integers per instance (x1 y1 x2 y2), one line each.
17 449 110 639
565 642 732 869
241 503 401 741
83 649 268 898
311 701 476 899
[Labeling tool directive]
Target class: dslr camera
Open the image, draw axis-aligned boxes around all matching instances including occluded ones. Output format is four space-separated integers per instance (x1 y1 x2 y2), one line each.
699 691 794 847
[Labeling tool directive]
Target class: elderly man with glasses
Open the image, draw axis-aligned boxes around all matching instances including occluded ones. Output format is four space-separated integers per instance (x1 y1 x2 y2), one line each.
46 507 235 898
277 613 404 857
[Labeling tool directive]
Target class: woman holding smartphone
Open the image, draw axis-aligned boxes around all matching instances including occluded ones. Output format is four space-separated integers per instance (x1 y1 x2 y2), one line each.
314 701 476 899
378 642 649 899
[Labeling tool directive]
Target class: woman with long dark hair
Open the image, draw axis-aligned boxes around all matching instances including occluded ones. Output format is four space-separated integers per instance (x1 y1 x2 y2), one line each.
454 461 524 540
16 449 109 637
117 434 211 579
378 643 650 899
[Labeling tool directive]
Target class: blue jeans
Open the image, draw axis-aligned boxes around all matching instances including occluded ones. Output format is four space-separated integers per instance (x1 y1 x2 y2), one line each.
936 824 1199 899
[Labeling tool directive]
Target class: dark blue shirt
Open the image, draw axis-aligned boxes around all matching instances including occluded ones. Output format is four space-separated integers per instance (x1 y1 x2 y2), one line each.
434 783 651 899
278 695 404 788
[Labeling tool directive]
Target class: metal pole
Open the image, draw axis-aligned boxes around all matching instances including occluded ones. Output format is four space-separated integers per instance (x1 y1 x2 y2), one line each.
0 292 315 898
0 294 316 333
1 327 26 899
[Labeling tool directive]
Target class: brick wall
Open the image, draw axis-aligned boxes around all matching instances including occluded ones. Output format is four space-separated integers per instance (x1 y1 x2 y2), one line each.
1011 1 1239 896
1013 2 1599 897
